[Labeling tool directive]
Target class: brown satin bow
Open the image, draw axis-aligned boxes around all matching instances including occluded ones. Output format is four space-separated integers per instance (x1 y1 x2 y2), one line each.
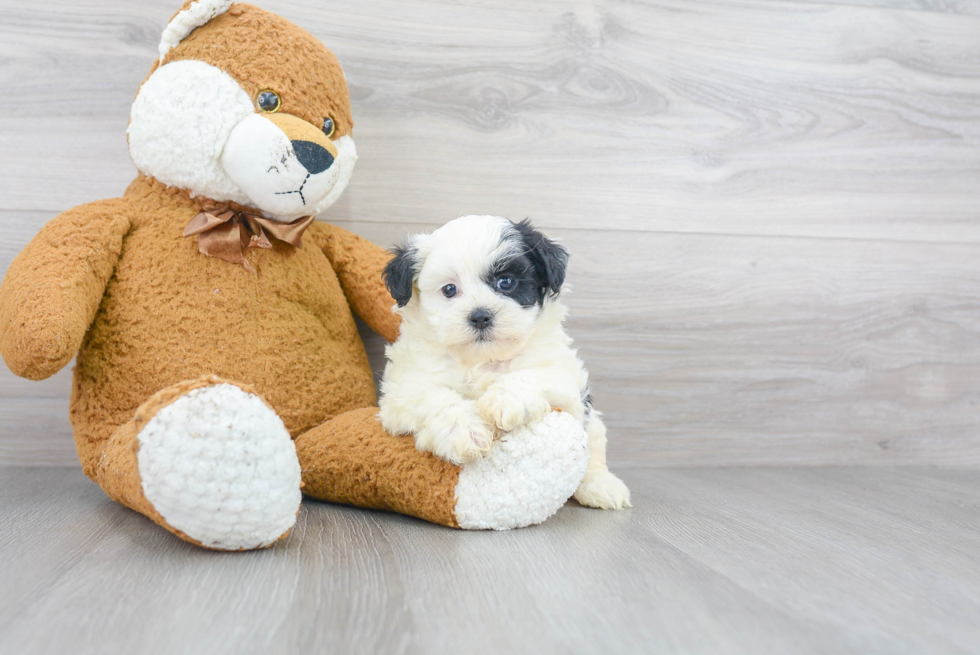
183 205 315 273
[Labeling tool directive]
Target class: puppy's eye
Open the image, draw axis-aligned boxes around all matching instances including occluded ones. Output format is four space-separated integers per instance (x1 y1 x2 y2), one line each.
441 284 458 298
256 90 281 112
322 116 335 137
495 276 516 292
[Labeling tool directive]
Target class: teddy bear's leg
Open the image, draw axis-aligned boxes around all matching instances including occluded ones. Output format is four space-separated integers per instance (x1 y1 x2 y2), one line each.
94 376 302 550
294 407 463 527
295 407 590 530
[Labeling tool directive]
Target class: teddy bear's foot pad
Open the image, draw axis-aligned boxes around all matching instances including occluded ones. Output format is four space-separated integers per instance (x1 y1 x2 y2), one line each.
136 383 302 550
453 411 590 530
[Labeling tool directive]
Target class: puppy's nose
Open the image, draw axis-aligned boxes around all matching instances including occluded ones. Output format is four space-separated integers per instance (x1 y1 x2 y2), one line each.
468 308 494 331
291 140 334 175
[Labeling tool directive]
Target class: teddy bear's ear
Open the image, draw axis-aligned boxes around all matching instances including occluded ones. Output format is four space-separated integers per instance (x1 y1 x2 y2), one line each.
383 240 423 308
159 0 233 61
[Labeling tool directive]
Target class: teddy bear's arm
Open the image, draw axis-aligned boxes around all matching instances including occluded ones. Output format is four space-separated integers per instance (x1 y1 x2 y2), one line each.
0 199 131 380
309 223 401 342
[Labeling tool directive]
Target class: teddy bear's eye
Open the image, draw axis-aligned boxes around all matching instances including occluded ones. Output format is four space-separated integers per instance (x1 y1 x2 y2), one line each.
256 90 281 112
322 117 335 138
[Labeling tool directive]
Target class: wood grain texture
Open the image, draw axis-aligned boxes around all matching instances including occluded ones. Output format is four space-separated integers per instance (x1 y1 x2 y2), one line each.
2 0 979 241
2 0 980 466
1 466 979 654
795 0 980 14
7 215 979 467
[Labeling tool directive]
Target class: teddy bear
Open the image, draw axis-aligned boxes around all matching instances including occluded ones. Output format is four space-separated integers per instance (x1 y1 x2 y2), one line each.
0 0 589 550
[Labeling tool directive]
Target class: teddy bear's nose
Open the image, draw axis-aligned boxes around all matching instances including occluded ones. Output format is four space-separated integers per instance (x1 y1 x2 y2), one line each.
291 140 334 175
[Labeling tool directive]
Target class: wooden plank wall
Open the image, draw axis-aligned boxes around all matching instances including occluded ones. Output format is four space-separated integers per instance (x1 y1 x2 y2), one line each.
1 0 978 467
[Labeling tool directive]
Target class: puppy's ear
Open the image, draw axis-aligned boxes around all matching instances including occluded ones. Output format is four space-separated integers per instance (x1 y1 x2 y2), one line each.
383 241 419 307
514 219 568 300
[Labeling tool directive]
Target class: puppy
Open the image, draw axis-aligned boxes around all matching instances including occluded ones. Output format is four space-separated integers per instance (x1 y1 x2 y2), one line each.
379 215 630 510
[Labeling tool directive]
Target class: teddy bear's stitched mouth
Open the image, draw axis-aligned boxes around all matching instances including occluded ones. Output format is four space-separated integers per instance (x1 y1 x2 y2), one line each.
274 172 312 205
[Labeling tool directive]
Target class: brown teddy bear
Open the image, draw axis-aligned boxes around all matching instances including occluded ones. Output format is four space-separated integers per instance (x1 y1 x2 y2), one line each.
0 0 589 550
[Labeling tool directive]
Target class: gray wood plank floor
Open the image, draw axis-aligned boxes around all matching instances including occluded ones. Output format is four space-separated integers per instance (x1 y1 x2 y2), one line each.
2 0 980 467
2 4 978 653
1 465 978 654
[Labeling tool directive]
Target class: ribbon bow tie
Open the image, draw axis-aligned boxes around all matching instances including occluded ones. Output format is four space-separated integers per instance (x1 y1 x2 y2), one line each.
183 205 315 273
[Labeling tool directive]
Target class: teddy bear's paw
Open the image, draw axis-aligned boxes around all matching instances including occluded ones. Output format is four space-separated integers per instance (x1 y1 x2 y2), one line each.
414 400 493 465
454 410 590 530
136 383 302 550
573 469 632 510
478 381 551 432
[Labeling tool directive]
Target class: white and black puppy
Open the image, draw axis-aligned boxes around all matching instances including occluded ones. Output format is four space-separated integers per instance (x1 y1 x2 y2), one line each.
379 215 630 510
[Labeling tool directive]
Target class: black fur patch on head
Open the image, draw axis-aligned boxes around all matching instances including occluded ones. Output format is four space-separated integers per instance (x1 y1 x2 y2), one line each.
483 250 537 308
383 241 418 307
513 218 569 304
483 219 569 307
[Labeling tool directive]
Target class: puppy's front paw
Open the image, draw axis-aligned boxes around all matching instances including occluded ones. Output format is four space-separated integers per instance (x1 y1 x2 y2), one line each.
574 470 632 510
414 401 493 465
479 383 551 432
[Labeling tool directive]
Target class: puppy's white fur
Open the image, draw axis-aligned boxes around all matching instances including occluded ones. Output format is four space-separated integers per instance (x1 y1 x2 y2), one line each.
379 215 630 510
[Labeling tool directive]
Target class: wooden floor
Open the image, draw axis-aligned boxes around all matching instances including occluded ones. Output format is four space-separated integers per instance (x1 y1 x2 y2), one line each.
1 1 979 652
1 465 978 654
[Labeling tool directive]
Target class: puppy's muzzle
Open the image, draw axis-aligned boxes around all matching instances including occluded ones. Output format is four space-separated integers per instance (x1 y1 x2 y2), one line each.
468 308 494 331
